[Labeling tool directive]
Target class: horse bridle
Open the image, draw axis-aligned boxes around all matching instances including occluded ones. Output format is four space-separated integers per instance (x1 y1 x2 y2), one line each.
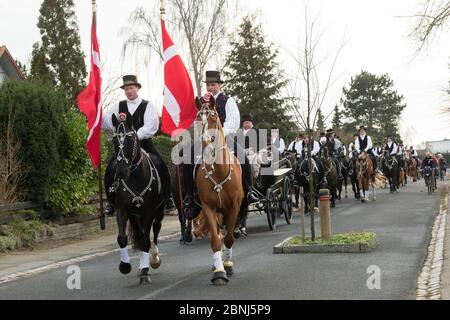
196 102 233 197
112 122 160 208
113 122 143 172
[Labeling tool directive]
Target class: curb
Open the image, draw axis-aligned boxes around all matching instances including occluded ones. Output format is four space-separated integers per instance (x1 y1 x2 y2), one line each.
273 236 377 254
416 186 449 300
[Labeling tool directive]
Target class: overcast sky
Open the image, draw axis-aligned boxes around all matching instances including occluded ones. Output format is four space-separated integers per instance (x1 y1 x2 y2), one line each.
1 0 449 147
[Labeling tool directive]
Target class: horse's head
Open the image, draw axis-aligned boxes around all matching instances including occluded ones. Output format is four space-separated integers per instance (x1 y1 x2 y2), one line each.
195 95 224 146
112 112 141 181
358 151 367 162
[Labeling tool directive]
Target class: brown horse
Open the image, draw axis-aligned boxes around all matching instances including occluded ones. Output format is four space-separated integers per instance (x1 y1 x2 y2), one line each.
195 96 243 285
408 157 419 183
356 152 376 203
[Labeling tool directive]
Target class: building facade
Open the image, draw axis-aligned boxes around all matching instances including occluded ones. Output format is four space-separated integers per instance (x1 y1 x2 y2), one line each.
0 45 25 86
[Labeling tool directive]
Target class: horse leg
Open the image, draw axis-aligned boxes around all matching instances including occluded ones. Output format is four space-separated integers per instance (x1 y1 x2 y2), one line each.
372 183 376 202
224 204 240 276
150 208 164 270
203 206 228 285
117 211 132 275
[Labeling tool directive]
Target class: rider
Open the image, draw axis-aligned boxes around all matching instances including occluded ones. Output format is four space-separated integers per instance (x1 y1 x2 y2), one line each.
421 152 436 171
348 133 359 159
384 136 399 157
182 71 259 209
354 126 381 174
302 130 325 184
409 146 419 162
288 132 305 159
271 128 286 154
375 141 383 158
102 75 172 216
325 129 344 180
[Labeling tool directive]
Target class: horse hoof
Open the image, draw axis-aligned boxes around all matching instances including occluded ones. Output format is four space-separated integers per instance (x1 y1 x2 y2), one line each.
139 276 151 285
185 232 193 243
119 262 132 275
225 266 234 276
211 271 229 285
151 257 161 270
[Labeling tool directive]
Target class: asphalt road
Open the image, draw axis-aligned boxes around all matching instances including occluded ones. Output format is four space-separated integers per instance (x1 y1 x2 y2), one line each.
0 180 444 300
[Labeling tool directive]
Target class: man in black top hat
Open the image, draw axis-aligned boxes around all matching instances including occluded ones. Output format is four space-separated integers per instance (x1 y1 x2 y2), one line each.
102 75 172 216
182 71 259 209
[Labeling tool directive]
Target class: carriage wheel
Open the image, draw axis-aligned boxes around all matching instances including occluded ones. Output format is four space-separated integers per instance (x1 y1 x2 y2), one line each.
265 189 277 230
282 177 293 225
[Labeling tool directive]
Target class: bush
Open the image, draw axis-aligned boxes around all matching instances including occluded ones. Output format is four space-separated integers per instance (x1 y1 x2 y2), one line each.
153 135 175 170
47 111 108 215
0 80 67 203
0 216 45 252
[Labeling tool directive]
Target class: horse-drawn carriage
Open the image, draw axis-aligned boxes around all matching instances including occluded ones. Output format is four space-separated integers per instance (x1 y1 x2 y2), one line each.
247 155 294 230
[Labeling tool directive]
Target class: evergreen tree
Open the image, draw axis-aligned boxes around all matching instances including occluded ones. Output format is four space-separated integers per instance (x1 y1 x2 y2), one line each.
332 105 342 131
316 108 325 133
341 71 406 142
30 0 86 104
224 16 295 140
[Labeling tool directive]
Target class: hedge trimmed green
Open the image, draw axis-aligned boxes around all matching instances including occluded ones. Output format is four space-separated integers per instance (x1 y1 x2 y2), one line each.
0 80 67 203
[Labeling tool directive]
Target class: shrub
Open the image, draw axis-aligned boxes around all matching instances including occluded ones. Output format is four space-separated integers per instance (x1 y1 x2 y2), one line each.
47 111 108 215
0 80 67 203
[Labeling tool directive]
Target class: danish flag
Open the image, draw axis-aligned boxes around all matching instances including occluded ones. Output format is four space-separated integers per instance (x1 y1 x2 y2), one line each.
77 16 102 168
160 19 197 137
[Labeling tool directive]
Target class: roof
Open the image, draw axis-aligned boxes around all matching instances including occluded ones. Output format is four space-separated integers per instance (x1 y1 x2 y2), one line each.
0 45 25 80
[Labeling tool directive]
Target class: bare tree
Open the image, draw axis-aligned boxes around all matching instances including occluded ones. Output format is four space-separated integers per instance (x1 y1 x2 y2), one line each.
0 110 26 204
410 0 450 52
284 3 346 241
410 0 450 115
121 0 237 96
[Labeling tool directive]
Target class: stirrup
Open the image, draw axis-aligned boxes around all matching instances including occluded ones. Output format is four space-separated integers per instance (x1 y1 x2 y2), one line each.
105 203 115 217
247 191 259 204
183 195 194 208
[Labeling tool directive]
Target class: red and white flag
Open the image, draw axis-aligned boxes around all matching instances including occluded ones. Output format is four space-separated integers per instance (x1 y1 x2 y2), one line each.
77 16 102 168
161 19 197 137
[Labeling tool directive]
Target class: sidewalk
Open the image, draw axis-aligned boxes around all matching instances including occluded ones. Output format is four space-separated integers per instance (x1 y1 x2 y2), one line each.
0 214 182 279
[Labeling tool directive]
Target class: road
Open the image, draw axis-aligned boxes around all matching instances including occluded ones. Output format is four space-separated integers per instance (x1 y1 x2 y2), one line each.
0 180 445 300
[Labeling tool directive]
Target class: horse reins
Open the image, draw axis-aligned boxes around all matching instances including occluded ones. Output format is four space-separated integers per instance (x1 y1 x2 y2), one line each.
198 103 234 211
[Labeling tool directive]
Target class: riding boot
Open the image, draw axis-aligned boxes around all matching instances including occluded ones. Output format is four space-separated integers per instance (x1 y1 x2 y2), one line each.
104 158 116 216
183 162 195 208
242 162 259 204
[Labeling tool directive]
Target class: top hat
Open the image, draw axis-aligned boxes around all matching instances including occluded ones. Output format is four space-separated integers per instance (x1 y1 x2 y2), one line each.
120 75 142 89
359 126 367 131
326 129 335 135
242 115 254 124
203 71 224 84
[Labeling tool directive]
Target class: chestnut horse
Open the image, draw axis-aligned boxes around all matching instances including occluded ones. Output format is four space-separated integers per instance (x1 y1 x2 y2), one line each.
408 157 419 183
356 152 377 203
195 96 243 285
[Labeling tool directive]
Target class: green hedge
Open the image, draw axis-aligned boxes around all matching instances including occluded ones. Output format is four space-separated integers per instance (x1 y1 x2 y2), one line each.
0 80 67 204
46 111 109 215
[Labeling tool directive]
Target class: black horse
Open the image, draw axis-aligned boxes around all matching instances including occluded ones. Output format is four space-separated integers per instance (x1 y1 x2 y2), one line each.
381 150 399 193
295 157 320 213
348 151 361 200
110 114 166 285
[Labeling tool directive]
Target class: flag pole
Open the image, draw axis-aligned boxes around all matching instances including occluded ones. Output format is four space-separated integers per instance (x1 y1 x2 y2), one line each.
161 0 186 238
92 0 106 231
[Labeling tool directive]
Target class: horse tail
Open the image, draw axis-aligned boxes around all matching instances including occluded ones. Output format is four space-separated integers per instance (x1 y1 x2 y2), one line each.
127 215 147 251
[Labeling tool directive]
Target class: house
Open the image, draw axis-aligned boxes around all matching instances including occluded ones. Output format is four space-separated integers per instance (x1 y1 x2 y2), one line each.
0 45 25 86
426 139 450 154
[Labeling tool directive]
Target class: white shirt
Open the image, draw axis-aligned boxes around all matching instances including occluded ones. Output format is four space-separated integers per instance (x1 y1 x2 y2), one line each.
272 137 286 154
288 139 304 156
355 135 373 153
348 142 357 157
102 97 159 140
386 142 398 156
215 92 240 136
410 150 418 157
304 140 320 156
